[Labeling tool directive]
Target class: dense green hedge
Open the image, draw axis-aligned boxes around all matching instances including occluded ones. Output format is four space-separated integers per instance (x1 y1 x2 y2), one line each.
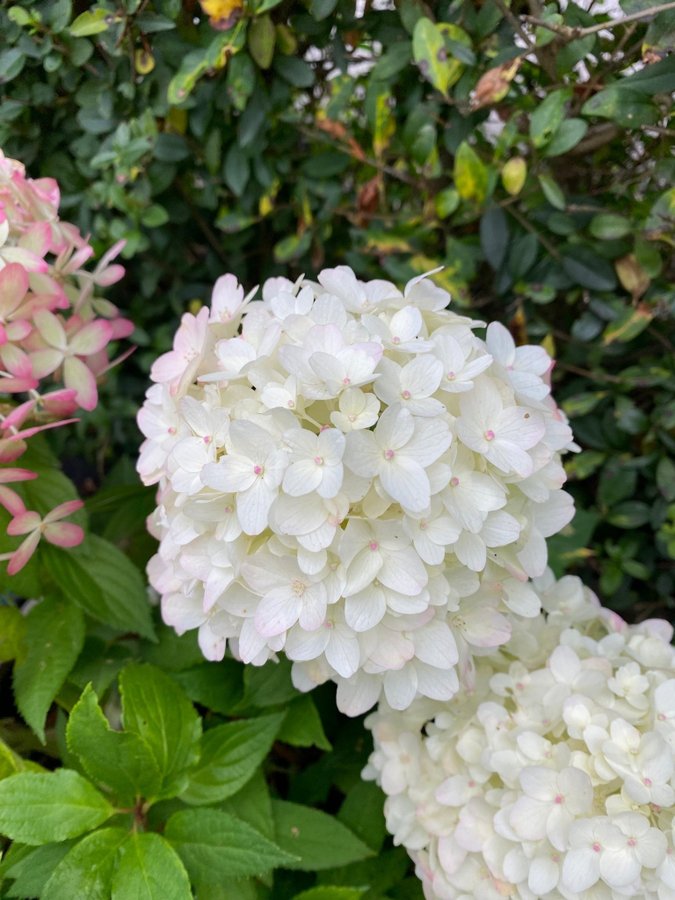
0 0 673 895
7 0 669 613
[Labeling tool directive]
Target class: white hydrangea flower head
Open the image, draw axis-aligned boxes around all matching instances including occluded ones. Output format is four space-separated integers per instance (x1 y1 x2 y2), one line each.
138 267 577 714
364 573 675 899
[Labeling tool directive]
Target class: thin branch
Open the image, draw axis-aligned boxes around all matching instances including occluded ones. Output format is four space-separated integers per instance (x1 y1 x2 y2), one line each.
524 0 675 40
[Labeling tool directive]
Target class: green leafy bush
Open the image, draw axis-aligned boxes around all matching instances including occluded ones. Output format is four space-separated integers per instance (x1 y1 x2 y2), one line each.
0 0 673 895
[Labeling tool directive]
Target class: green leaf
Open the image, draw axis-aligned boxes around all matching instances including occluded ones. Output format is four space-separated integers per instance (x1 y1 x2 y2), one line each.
529 89 570 148
657 457 675 502
582 87 657 128
590 213 631 239
69 8 110 37
221 769 274 839
248 14 275 69
607 501 651 528
453 141 488 205
310 0 338 20
111 832 192 900
272 800 374 871
562 249 617 291
3 842 73 898
0 770 113 845
12 599 85 743
538 174 565 210
167 29 245 105
435 186 460 219
480 206 509 270
543 118 588 156
119 663 201 799
181 712 283 805
0 736 39 781
165 808 298 881
278 695 331 751
66 684 162 804
598 462 637 508
43 535 155 640
338 781 387 852
42 828 127 900
224 145 251 197
274 231 312 264
175 660 244 714
0 606 25 664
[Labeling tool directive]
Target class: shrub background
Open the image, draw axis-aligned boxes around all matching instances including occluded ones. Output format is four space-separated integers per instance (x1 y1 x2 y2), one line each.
0 1 673 896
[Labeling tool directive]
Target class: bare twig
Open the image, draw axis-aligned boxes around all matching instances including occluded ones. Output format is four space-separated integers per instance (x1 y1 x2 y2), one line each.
524 0 675 40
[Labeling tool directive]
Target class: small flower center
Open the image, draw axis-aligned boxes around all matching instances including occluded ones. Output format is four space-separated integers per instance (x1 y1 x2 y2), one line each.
554 794 564 805
643 777 653 786
384 449 395 460
291 579 306 596
419 520 428 530
658 713 666 721
253 464 263 475
446 371 455 380
342 376 351 386
348 414 356 422
168 426 177 435
203 435 211 444
392 335 401 344
314 456 324 466
627 838 637 848
287 400 295 408
485 429 496 441
592 842 602 853
401 389 411 400
450 476 460 486
369 540 379 552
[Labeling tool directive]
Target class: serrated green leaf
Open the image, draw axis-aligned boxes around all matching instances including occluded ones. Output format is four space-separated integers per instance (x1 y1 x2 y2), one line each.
43 535 155 640
175 660 244 713
278 695 331 751
66 684 162 804
0 770 113 845
3 842 73 898
111 832 192 900
42 828 127 900
181 712 283 805
272 800 374 871
12 598 85 743
120 663 201 799
0 737 42 781
166 808 298 880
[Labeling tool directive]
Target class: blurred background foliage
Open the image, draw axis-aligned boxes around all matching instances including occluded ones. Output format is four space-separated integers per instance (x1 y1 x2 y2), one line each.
0 0 673 613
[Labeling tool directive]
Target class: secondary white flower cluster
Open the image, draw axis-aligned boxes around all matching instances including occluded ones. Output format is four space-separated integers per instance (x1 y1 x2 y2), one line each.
138 267 577 714
364 571 675 900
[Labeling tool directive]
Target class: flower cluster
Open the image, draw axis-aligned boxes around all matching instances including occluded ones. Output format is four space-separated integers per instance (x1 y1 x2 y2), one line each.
364 571 675 900
138 266 577 714
0 150 132 573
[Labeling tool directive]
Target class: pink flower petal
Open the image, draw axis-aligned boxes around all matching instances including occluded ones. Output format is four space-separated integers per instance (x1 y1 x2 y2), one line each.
7 531 41 575
0 467 38 484
19 222 52 257
1 344 34 379
0 438 27 463
44 521 84 548
8 418 79 440
33 309 67 351
0 263 29 316
0 485 26 517
44 499 84 523
64 356 98 410
69 319 113 356
7 510 41 536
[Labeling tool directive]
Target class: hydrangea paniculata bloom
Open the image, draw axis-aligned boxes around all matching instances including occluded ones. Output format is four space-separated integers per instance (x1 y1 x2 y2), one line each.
0 150 132 573
364 571 675 899
138 267 577 714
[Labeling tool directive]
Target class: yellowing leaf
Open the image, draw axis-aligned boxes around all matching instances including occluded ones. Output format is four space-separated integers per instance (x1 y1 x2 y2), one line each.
373 91 395 158
602 304 653 345
615 254 651 300
472 57 521 110
412 19 472 97
453 141 488 205
501 157 526 196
